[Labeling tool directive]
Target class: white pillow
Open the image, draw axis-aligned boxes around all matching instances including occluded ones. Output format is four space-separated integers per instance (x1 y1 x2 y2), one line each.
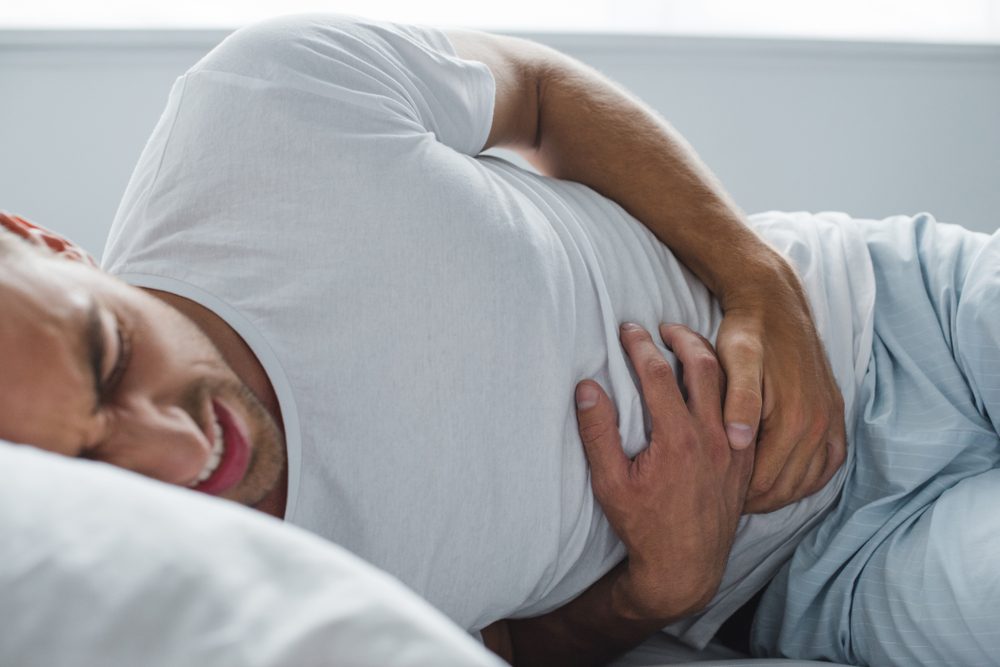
0 441 503 667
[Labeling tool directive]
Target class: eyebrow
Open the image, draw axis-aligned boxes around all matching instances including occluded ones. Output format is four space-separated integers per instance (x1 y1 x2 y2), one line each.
84 298 106 416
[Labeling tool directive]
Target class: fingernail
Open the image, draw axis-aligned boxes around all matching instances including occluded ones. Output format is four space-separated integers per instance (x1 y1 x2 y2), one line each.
621 322 641 331
726 423 753 449
576 384 599 410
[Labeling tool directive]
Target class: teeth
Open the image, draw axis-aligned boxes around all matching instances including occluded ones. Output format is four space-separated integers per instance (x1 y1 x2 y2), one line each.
187 418 225 487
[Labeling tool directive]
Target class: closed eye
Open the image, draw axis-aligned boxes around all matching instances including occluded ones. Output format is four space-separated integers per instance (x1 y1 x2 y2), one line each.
99 317 131 403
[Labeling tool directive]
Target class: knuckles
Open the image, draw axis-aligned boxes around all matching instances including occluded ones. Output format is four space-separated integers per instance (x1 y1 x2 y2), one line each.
825 438 847 475
804 412 831 444
764 482 796 509
719 331 764 360
686 351 721 377
748 469 779 498
643 358 676 385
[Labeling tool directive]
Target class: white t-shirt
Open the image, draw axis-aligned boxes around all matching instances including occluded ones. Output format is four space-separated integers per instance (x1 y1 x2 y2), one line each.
102 13 876 646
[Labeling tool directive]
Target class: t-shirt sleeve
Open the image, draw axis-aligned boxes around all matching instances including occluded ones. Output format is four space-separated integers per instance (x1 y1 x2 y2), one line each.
190 13 496 156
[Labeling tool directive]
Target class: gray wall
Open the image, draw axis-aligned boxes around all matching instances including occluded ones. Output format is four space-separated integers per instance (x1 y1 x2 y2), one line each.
1 28 999 259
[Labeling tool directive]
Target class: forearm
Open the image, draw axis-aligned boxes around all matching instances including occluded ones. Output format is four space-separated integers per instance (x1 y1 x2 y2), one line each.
524 51 792 305
485 561 703 667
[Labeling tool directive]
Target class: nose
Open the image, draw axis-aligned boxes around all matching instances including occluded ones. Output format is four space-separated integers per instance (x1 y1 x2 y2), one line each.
108 401 212 486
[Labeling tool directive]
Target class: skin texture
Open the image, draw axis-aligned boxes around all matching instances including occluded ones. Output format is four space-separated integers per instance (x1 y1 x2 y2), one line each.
0 218 742 666
446 29 846 515
4 25 846 666
484 323 755 667
579 323 754 622
0 216 288 516
444 30 846 664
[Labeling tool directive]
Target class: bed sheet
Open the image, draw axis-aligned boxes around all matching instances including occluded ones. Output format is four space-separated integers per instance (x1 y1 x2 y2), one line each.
610 633 851 667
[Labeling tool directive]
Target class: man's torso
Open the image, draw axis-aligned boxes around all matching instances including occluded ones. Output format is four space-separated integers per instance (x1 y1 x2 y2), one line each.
101 14 877 641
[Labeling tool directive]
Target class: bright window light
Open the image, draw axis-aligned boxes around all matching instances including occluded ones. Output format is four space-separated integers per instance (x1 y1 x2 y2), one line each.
1 0 998 43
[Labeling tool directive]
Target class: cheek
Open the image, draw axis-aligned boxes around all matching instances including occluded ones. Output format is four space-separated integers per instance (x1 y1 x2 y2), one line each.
0 332 97 454
132 318 217 379
0 384 94 457
94 401 210 486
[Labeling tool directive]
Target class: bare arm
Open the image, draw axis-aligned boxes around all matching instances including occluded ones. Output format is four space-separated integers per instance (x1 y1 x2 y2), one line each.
445 29 845 664
448 28 845 512
480 562 672 667
448 29 776 301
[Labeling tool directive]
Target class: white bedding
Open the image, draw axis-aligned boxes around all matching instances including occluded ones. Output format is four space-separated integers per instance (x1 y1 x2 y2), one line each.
0 440 502 667
611 633 850 666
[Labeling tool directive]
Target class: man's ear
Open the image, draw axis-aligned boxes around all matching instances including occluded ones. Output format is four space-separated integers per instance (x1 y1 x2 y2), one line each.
0 212 98 267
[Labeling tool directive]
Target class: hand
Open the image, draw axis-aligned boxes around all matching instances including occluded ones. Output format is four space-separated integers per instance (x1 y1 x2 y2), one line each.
715 262 847 514
0 211 98 267
574 322 753 622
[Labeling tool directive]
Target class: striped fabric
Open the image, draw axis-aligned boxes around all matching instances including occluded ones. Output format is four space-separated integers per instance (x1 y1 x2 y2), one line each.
751 213 1000 666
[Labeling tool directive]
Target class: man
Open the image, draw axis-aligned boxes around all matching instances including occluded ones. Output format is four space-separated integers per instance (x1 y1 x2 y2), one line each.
2 13 996 667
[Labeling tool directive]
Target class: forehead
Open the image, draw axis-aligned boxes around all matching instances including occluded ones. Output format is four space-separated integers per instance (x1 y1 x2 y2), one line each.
0 257 96 439
0 255 92 340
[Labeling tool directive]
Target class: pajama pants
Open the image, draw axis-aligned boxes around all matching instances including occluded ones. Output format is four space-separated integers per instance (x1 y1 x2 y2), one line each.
750 213 1000 666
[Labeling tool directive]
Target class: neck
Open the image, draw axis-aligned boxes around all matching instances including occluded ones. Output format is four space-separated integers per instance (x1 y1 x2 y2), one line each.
142 288 288 519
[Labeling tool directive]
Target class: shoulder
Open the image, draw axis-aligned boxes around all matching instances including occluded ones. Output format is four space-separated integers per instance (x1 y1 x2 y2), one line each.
189 13 431 80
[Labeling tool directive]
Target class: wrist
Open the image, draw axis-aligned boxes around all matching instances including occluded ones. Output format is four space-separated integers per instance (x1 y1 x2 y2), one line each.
667 209 793 308
717 250 803 312
610 562 714 624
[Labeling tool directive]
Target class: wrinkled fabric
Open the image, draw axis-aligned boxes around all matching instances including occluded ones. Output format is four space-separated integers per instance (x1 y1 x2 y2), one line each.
753 214 1000 667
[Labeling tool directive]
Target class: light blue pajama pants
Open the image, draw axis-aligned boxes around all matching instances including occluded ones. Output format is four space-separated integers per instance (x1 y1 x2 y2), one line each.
750 213 1000 666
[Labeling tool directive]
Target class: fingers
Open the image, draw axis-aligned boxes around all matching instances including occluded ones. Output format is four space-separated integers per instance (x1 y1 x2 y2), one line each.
810 418 848 498
575 380 629 506
822 420 848 482
714 323 764 450
794 419 847 501
746 434 825 512
659 324 726 429
618 323 687 431
745 415 847 513
802 441 830 496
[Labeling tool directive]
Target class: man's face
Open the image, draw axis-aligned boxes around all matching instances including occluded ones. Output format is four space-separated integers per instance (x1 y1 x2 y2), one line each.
0 244 285 507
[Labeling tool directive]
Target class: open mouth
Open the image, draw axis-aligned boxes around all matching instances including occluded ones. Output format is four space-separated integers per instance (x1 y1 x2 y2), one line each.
188 399 250 496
